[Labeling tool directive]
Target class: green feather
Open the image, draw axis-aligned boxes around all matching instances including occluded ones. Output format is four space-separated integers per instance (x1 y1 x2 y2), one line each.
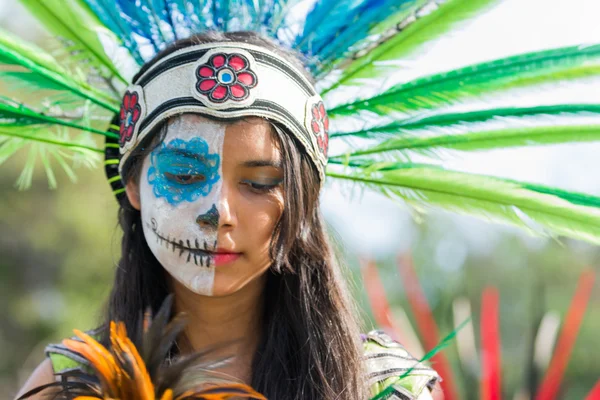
328 44 600 117
0 71 93 111
314 0 430 79
0 128 104 153
369 0 431 36
501 64 600 90
14 142 38 190
0 28 119 112
327 163 600 245
330 124 600 159
0 99 117 139
330 104 600 139
0 129 27 165
324 0 498 95
506 180 600 209
18 0 129 84
0 70 69 92
0 126 101 189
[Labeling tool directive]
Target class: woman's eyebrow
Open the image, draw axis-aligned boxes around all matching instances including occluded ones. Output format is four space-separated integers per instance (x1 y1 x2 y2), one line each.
241 159 283 168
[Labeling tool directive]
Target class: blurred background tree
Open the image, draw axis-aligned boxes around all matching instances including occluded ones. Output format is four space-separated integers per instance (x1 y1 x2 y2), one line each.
1 0 599 399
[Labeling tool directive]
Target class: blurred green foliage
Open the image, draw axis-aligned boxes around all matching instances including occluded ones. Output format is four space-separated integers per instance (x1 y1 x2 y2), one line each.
1 155 118 394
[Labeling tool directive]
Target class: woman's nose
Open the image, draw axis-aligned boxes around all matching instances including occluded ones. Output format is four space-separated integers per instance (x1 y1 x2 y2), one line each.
216 181 236 228
196 204 219 229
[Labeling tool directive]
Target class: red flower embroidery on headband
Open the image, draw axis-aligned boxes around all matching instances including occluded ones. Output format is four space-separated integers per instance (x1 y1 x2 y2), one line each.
195 53 258 103
310 101 329 157
119 90 142 146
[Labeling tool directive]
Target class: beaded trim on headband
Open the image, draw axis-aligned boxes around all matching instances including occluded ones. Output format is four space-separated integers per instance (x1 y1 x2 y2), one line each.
117 42 329 181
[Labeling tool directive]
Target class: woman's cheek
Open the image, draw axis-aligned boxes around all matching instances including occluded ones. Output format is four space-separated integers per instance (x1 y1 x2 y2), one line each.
257 196 283 244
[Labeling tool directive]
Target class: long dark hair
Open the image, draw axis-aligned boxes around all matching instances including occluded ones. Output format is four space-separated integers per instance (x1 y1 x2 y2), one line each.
104 31 368 400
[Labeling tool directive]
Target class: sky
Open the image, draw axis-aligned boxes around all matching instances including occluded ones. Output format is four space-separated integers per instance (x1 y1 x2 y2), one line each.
2 0 600 259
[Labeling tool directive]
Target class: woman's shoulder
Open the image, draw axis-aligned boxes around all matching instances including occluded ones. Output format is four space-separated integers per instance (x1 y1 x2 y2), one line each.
361 330 439 399
15 359 55 400
16 328 102 399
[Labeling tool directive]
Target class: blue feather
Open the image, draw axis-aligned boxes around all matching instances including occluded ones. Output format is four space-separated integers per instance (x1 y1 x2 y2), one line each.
159 0 180 40
249 0 283 31
80 0 307 65
164 0 197 37
178 0 215 33
298 0 415 61
293 0 339 51
216 0 268 31
262 0 293 35
149 0 177 40
242 0 266 30
113 0 175 54
309 0 385 53
245 0 273 31
270 0 314 49
211 0 229 29
315 0 417 70
82 0 146 64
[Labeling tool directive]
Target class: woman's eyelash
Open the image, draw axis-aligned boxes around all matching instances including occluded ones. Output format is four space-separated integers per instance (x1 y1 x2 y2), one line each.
164 172 206 184
242 180 281 192
251 182 275 190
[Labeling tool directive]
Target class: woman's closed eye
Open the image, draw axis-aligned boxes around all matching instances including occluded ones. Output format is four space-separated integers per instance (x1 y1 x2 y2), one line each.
241 179 282 193
164 172 207 184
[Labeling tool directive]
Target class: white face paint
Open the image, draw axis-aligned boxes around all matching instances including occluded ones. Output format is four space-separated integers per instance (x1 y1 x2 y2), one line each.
139 115 225 295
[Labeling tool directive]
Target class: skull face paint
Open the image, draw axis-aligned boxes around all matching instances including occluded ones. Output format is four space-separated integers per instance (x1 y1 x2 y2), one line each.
139 115 225 295
147 137 220 204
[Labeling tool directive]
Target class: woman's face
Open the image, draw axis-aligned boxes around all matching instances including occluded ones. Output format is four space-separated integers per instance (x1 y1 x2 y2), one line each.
127 114 284 296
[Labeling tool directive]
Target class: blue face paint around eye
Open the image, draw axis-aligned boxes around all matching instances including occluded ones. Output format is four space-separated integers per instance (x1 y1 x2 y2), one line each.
147 137 220 205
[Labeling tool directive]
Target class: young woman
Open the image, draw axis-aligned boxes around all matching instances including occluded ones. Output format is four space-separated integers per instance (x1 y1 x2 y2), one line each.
17 32 438 400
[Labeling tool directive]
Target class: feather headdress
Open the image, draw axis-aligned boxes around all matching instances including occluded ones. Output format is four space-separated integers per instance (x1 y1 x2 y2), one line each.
2 1 600 240
17 295 266 400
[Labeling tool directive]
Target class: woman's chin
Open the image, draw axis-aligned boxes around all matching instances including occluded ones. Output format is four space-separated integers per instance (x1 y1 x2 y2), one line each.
210 267 270 297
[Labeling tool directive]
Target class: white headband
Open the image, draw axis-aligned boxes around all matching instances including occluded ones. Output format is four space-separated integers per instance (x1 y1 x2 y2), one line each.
117 42 329 180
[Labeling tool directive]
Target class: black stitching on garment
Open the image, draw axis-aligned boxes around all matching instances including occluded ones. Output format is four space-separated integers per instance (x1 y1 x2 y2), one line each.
366 352 417 361
367 367 432 380
387 387 412 400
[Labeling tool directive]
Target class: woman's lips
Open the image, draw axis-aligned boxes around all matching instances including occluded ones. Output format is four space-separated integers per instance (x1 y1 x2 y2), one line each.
213 252 241 266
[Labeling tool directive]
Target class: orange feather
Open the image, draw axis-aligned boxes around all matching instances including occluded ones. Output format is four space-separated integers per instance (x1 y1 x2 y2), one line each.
45 296 268 400
63 334 120 396
159 389 174 400
109 322 131 382
111 327 155 399
176 383 267 400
